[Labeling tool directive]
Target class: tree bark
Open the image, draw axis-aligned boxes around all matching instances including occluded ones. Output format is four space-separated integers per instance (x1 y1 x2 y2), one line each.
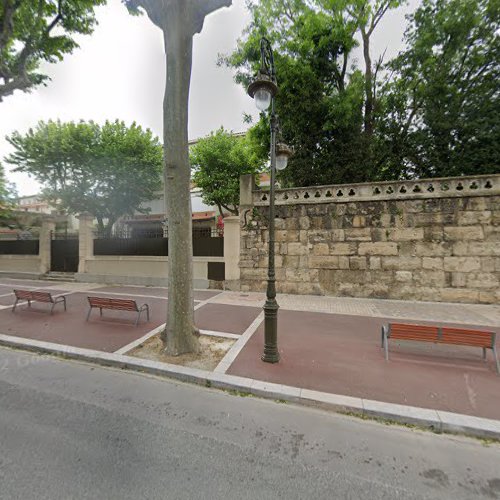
162 7 200 355
124 0 232 356
361 29 374 138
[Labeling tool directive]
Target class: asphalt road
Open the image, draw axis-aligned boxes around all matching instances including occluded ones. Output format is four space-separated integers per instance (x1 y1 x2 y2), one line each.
0 347 499 500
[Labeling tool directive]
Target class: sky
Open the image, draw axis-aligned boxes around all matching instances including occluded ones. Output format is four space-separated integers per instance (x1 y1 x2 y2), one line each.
0 0 421 196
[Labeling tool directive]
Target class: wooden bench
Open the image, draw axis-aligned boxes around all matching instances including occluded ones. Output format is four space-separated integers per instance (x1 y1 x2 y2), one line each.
381 322 499 374
86 296 150 326
12 289 67 314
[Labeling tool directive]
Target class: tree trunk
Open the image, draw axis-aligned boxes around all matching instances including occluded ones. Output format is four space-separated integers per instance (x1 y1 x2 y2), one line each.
362 30 374 138
162 12 200 355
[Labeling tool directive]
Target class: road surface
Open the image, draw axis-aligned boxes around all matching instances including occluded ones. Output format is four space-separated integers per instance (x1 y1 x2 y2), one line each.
0 347 499 499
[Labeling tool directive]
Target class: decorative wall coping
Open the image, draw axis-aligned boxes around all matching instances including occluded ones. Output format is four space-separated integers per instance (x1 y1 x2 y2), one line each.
252 174 500 206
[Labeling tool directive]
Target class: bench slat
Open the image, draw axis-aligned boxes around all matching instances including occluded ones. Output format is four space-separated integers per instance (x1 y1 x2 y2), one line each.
88 296 138 312
388 323 495 348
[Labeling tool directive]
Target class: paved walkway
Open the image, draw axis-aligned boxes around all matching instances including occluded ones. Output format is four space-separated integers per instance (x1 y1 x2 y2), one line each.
0 277 499 421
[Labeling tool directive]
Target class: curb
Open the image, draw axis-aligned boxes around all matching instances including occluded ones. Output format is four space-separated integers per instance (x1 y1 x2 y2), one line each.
1 333 499 441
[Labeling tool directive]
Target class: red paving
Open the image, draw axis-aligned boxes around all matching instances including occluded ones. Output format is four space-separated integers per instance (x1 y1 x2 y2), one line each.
195 303 261 335
1 277 499 420
227 310 500 420
0 292 167 352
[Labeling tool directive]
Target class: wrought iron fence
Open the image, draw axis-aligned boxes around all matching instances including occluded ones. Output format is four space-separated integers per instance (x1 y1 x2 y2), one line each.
0 240 39 255
93 227 224 257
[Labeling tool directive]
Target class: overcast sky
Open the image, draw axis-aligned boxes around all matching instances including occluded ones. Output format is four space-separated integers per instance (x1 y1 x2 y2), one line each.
0 0 420 196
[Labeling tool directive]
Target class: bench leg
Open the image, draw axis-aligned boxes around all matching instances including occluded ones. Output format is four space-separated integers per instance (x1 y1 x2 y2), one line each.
135 309 142 327
86 306 93 322
63 296 67 311
493 346 500 375
145 305 150 322
384 328 389 362
12 298 19 313
483 347 487 361
50 302 55 315
381 326 385 348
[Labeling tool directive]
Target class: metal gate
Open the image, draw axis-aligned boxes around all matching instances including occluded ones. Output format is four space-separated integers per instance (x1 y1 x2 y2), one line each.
50 231 79 272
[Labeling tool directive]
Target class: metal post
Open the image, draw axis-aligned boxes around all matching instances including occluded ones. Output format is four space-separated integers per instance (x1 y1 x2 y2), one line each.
262 97 280 363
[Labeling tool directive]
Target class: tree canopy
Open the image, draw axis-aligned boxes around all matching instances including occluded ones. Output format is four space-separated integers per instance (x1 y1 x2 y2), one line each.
5 120 163 233
379 0 500 178
225 0 499 186
0 0 105 102
0 162 16 222
190 127 266 215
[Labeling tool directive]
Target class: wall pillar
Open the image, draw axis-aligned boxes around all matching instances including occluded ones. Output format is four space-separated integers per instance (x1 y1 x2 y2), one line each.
223 216 241 289
39 216 55 274
239 173 255 209
77 212 94 274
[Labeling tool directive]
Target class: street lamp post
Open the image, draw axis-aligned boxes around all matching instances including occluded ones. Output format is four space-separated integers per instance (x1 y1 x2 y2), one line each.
247 38 293 363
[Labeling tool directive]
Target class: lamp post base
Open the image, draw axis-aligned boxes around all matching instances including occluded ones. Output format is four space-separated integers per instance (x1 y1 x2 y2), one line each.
262 298 280 363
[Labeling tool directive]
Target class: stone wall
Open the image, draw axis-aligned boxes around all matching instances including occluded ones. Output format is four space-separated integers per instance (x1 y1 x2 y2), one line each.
239 174 500 304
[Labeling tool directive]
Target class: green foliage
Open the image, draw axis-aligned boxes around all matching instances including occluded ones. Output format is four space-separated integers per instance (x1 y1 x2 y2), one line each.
6 120 163 232
190 127 266 215
380 0 500 178
226 0 498 185
0 162 17 222
0 0 105 101
223 0 402 187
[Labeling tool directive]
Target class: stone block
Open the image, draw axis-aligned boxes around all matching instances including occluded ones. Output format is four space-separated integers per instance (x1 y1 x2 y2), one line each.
466 272 499 289
371 228 387 242
415 241 453 257
344 228 371 241
422 257 443 270
443 257 481 272
299 216 311 230
369 257 381 270
287 242 308 255
481 257 496 272
484 226 500 241
286 268 318 282
308 230 330 244
283 255 299 268
478 291 496 304
423 226 444 241
330 242 357 255
395 271 412 282
382 257 421 270
312 243 329 256
275 230 288 242
331 229 345 241
285 218 299 230
451 273 467 287
349 257 367 270
309 256 339 269
358 242 398 256
457 211 491 225
440 288 479 303
352 215 366 227
413 270 447 287
387 228 424 241
467 242 500 256
444 226 484 241
338 256 350 269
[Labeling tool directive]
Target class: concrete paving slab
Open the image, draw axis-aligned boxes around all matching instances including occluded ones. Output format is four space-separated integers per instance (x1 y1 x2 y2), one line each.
300 389 364 413
437 411 500 440
227 309 500 420
362 399 441 429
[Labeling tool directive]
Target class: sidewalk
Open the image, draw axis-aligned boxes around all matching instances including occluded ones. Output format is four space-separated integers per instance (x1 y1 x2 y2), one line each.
1 277 499 437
